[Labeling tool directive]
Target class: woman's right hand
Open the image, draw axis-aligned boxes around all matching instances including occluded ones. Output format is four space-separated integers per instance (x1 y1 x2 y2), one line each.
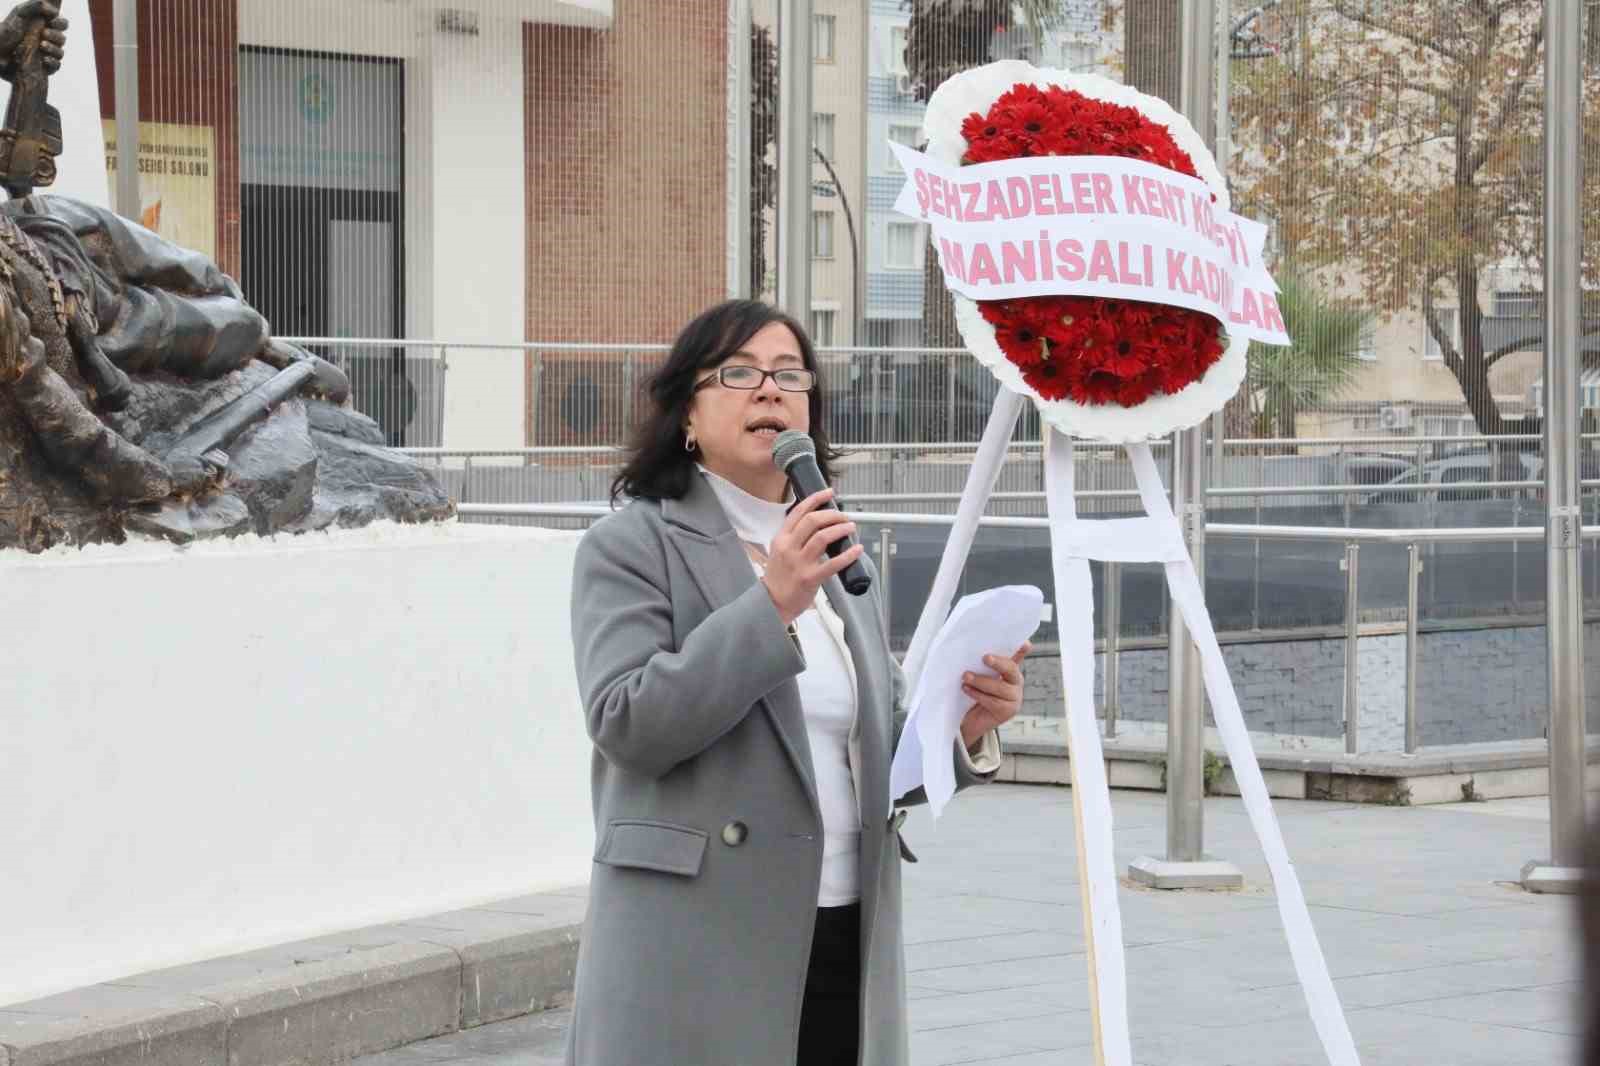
761 487 864 626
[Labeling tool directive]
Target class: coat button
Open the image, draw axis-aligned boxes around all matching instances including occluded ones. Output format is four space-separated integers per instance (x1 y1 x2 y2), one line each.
721 821 749 847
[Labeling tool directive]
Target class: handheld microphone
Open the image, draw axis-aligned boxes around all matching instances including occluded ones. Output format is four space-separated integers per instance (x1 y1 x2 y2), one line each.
772 429 872 597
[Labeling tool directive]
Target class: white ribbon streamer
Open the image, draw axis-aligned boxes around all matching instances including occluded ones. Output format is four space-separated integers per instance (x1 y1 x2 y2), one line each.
906 422 1359 1066
1044 428 1132 1066
1124 443 1360 1066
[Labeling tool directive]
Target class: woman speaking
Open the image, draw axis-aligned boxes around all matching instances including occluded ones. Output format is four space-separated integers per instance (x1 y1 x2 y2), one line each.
567 300 1030 1066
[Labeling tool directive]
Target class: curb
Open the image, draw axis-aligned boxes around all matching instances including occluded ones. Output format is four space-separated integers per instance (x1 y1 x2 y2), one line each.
0 889 586 1066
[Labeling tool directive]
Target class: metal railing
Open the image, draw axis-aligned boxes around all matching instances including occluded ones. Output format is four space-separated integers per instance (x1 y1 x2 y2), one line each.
283 336 1579 459
465 501 1600 758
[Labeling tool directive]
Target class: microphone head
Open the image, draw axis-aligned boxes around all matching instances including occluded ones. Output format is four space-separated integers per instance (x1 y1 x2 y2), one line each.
772 429 815 472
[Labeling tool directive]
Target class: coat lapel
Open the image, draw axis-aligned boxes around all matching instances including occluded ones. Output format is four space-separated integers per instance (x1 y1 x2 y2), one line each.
822 570 895 951
822 574 889 824
661 477 819 813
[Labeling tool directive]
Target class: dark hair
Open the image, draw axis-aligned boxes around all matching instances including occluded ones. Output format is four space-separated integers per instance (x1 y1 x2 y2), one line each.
611 300 843 503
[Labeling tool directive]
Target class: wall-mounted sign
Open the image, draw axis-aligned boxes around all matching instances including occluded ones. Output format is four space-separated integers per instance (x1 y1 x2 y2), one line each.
101 120 217 259
239 51 402 193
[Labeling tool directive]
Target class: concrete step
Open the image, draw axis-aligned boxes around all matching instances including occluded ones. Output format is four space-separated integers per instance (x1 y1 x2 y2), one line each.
0 888 588 1066
997 718 1600 806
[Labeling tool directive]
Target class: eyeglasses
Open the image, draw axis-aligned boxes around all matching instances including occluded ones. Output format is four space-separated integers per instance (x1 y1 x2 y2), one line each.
693 365 817 393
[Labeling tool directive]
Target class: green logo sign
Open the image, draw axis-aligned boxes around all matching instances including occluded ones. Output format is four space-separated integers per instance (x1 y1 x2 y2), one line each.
299 73 334 124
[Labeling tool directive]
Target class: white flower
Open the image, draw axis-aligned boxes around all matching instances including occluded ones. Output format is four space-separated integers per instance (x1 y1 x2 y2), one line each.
924 62 1248 444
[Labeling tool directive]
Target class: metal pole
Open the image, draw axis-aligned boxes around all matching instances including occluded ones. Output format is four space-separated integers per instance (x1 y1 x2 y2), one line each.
878 526 894 635
1104 561 1122 738
727 0 752 298
1165 0 1217 866
1207 0 1230 487
113 0 141 219
1342 541 1360 755
775 0 813 321
1525 0 1586 892
1404 542 1420 755
945 353 958 440
527 348 541 448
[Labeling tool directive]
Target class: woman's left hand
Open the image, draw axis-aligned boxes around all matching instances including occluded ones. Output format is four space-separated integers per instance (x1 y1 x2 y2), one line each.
959 641 1032 749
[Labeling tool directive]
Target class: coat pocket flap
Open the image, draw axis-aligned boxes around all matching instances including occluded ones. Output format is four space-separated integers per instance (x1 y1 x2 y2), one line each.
595 820 708 877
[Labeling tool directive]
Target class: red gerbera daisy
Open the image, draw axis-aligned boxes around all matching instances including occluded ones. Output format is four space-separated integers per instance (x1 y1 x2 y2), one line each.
959 84 1224 407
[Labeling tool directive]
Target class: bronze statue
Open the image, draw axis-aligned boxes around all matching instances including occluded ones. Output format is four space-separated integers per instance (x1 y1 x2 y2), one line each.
0 1 451 549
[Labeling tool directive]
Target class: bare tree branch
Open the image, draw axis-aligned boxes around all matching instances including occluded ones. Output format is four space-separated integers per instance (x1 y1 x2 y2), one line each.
1329 0 1464 62
1486 334 1544 367
1466 22 1543 177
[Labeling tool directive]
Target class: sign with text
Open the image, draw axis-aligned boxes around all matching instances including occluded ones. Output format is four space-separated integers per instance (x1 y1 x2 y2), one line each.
102 120 217 259
890 142 1290 346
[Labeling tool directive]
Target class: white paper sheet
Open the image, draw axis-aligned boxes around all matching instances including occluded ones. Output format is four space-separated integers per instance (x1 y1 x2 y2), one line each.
890 584 1044 819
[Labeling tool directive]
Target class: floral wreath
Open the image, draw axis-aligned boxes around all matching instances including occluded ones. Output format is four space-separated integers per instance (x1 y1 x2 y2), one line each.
923 61 1249 443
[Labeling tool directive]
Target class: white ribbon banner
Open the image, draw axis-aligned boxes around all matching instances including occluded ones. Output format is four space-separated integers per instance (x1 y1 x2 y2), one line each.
890 143 1291 346
906 405 1361 1065
1040 429 1361 1066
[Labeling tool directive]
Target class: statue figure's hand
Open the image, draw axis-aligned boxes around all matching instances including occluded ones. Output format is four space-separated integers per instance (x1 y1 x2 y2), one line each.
0 1 66 79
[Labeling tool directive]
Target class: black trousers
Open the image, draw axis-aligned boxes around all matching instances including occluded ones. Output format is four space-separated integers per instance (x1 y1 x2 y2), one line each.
797 902 862 1066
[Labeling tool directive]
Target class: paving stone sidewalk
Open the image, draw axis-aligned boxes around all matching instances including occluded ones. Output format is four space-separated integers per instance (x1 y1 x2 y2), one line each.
356 787 1580 1066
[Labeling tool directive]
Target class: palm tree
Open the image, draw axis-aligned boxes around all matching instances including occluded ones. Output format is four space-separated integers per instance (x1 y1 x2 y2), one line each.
1240 273 1372 439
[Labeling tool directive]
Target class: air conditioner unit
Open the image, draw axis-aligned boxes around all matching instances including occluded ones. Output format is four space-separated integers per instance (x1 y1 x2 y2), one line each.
1377 405 1412 431
895 73 916 96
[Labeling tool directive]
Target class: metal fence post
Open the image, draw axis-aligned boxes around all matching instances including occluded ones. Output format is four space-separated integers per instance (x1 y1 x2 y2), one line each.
1104 561 1122 738
622 352 636 439
1252 492 1262 630
461 455 474 505
776 0 813 321
1405 542 1421 755
1342 541 1360 755
727 0 752 299
1511 495 1521 612
1525 0 1587 893
528 349 542 448
1128 0 1241 892
945 352 958 440
877 526 894 636
113 0 141 220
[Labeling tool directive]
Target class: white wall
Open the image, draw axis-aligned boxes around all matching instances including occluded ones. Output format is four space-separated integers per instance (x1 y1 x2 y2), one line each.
239 1 532 451
425 19 528 452
0 0 110 208
0 523 593 1008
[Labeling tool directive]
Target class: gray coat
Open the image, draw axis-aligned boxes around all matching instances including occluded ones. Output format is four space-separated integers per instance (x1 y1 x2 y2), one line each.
566 472 997 1066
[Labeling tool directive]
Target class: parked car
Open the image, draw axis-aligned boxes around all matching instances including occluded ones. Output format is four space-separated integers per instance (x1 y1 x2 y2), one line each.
1341 454 1416 488
826 357 1040 445
1361 455 1524 505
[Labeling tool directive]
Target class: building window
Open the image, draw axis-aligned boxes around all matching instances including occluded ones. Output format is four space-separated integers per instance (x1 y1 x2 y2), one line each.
889 26 909 76
812 112 836 160
812 210 835 260
1493 290 1540 318
1423 309 1458 360
1356 319 1376 361
885 221 922 270
814 15 836 63
886 124 920 172
810 308 837 347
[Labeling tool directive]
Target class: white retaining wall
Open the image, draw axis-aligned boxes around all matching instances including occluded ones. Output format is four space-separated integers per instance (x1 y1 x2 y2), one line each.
0 522 592 1007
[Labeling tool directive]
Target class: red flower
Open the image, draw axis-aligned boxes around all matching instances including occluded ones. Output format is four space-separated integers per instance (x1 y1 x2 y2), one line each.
958 84 1222 408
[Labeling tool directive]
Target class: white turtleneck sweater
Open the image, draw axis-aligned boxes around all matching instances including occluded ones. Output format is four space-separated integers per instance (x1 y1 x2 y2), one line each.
698 465 864 906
